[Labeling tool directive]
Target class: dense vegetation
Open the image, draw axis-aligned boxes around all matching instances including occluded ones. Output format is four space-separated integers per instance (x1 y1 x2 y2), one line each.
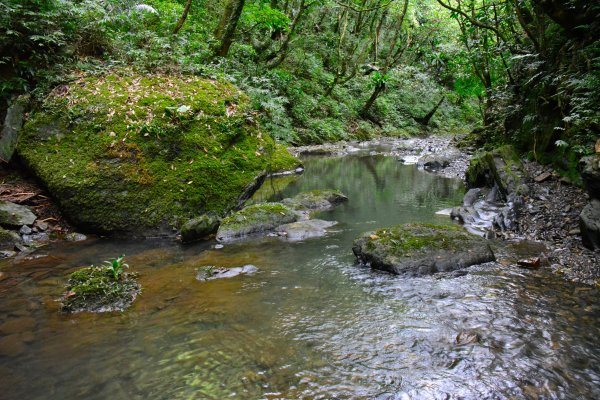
1 0 598 169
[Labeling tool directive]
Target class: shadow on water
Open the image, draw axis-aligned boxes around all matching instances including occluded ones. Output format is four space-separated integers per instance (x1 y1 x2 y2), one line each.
0 154 599 399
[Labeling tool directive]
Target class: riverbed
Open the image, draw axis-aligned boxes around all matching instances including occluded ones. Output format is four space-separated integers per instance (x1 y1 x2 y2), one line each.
0 151 599 399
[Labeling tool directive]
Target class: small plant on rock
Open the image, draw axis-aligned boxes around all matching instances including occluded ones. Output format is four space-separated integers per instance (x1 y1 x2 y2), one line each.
104 255 128 280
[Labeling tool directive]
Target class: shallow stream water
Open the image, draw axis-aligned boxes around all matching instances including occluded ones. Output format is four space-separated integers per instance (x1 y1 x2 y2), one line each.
0 153 599 399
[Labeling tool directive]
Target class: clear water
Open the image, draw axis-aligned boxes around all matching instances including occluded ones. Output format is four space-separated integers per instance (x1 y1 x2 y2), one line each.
0 154 599 399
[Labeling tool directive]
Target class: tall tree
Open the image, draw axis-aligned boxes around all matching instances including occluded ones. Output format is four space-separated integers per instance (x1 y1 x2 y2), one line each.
214 0 246 57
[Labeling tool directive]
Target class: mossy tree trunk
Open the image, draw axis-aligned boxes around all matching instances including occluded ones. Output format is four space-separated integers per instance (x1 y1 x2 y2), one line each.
214 0 246 58
173 0 193 35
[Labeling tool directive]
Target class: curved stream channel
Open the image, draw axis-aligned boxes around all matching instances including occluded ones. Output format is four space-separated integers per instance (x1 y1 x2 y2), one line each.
1 152 600 399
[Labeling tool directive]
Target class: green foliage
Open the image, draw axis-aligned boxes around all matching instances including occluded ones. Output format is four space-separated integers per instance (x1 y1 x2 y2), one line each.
103 255 129 280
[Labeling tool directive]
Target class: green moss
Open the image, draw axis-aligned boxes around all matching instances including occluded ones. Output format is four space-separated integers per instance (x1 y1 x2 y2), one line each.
364 223 472 256
61 266 141 313
221 202 295 230
466 145 525 194
17 68 301 235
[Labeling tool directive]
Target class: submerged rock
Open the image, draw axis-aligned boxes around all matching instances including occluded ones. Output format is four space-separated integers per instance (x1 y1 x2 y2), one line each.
17 68 300 236
276 219 337 241
217 203 298 241
352 223 495 276
0 201 36 228
196 264 258 281
60 266 141 313
180 213 221 243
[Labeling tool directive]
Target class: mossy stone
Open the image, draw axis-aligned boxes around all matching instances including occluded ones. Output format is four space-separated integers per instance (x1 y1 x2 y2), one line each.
17 68 301 236
352 223 495 276
60 266 141 313
282 189 348 211
180 213 221 243
216 202 298 241
466 145 527 197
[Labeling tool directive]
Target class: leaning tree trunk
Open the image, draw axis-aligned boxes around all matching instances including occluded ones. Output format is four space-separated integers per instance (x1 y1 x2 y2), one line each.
214 0 246 58
361 82 385 116
414 96 445 126
173 0 193 35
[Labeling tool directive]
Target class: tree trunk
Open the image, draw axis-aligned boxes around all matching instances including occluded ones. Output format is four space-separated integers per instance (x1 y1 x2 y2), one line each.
173 0 193 35
414 96 445 126
214 0 246 58
361 82 385 116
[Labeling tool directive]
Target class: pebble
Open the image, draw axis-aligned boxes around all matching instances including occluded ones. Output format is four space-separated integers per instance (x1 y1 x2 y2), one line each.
19 225 32 235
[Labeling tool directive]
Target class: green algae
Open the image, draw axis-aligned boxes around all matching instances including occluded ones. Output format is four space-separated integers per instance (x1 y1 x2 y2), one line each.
17 68 301 235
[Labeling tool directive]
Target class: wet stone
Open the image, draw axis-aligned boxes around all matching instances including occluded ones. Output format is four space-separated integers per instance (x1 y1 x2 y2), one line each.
196 265 259 281
0 201 36 227
65 233 87 242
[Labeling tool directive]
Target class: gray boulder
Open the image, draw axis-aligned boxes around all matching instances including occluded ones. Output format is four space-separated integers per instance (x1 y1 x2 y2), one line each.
217 203 298 242
282 189 348 212
180 213 220 243
277 219 337 241
0 227 22 251
0 97 27 162
352 223 495 276
466 145 528 199
0 201 36 227
580 199 600 250
580 155 600 199
196 264 258 281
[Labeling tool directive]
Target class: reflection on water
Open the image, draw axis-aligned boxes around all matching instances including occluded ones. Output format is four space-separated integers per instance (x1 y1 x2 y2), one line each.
0 155 599 399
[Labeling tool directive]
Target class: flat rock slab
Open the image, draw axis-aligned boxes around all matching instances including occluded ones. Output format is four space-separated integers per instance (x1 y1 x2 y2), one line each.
282 189 348 212
217 203 298 242
196 265 258 281
0 201 36 227
352 223 495 277
276 219 337 241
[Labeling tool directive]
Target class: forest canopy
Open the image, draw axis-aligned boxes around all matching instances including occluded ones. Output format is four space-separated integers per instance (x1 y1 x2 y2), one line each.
1 0 598 169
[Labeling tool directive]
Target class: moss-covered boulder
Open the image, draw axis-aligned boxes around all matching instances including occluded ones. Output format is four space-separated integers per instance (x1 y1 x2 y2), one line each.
180 213 221 243
216 202 298 241
465 146 528 198
60 266 141 313
17 69 300 236
352 223 495 276
282 189 348 211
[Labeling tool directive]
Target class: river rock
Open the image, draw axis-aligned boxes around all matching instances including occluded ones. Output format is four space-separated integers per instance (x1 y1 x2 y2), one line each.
180 213 221 243
462 188 481 206
276 219 337 241
60 266 141 313
217 203 298 242
0 227 22 251
0 201 36 228
580 199 600 250
17 69 300 236
0 96 27 162
65 232 87 242
580 154 600 199
282 189 348 212
196 264 258 281
352 223 495 276
466 145 528 198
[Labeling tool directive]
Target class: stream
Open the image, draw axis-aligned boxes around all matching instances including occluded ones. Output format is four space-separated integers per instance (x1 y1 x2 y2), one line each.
0 151 599 399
